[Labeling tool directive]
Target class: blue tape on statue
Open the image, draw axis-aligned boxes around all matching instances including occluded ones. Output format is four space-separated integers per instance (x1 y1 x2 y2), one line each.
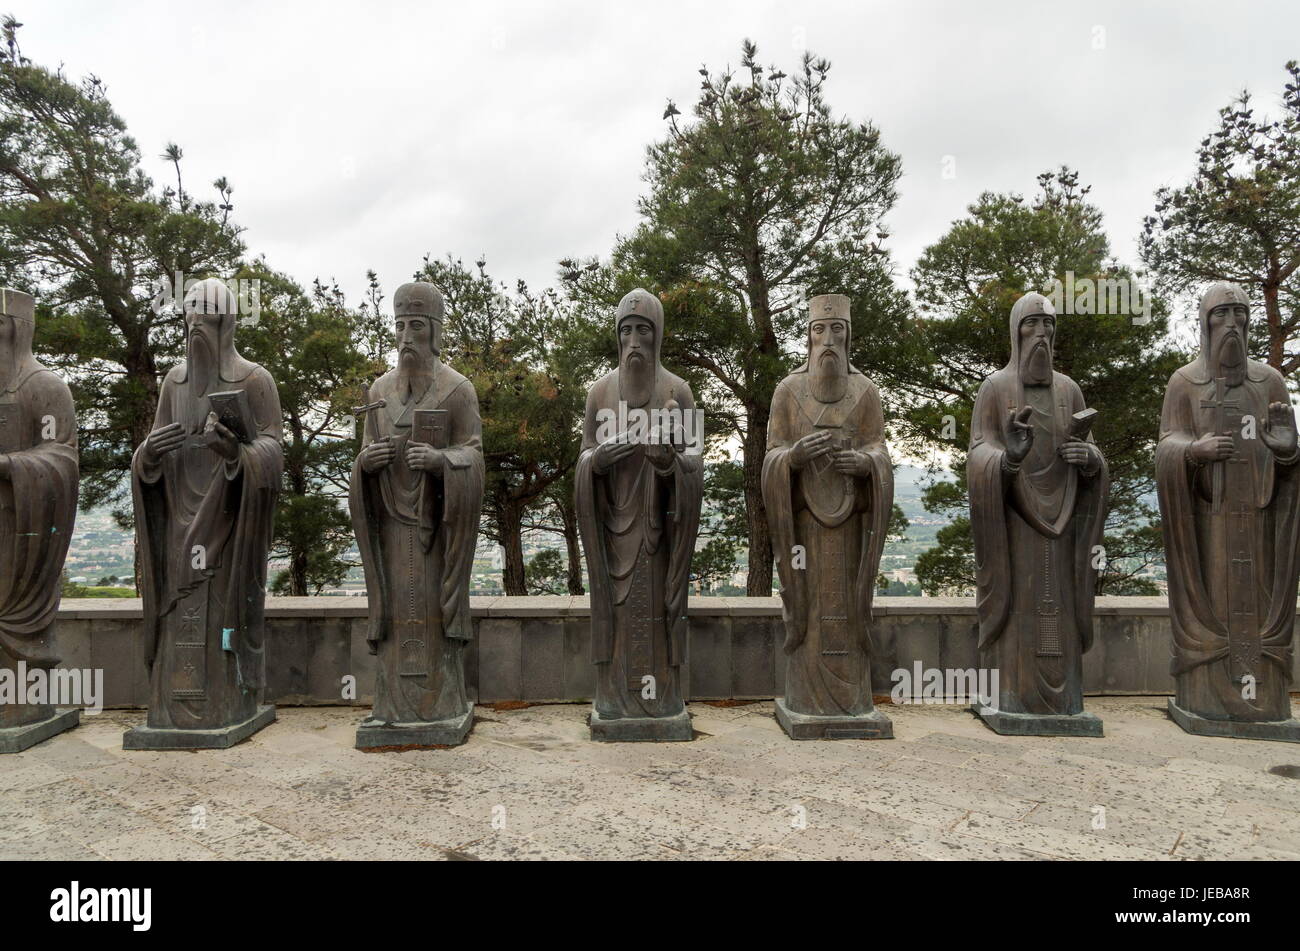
222 628 235 652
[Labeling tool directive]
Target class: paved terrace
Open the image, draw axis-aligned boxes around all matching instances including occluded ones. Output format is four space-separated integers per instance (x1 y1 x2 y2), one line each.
2 697 1299 860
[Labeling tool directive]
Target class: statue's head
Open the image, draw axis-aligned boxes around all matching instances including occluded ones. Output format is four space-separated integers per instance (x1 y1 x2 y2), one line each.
182 278 240 391
1010 291 1056 386
0 288 35 384
1198 282 1250 386
807 294 850 404
393 282 445 373
616 288 662 408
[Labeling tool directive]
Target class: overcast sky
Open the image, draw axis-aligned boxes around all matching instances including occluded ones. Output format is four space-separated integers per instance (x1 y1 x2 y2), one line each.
20 0 1300 320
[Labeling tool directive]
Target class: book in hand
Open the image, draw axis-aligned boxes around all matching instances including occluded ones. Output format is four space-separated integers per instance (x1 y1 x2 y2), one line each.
208 389 254 444
1068 407 1098 440
412 409 449 449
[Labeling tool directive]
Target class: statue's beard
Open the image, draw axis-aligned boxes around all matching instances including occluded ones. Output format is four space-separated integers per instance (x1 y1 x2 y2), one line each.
810 346 847 403
620 350 654 408
398 347 435 404
1211 329 1246 386
1020 340 1052 386
188 330 218 395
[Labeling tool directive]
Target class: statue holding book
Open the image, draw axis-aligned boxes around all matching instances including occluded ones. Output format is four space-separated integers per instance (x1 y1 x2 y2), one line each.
350 282 484 748
126 278 283 749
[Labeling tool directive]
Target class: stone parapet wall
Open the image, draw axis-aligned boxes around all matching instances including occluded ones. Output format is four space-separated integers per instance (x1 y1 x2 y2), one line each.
51 595 1275 708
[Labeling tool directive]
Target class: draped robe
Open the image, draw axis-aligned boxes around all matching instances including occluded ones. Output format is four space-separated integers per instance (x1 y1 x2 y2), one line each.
349 364 483 725
0 359 78 729
968 369 1108 716
132 361 282 731
576 370 702 720
763 369 892 719
1156 358 1300 722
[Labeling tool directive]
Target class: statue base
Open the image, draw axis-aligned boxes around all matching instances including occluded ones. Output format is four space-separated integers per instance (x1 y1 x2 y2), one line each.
973 703 1103 737
0 707 80 754
775 698 893 740
1167 698 1300 743
123 704 276 751
590 705 693 742
355 707 474 749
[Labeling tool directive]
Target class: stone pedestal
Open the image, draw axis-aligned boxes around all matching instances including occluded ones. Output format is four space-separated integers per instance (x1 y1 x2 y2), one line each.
775 698 892 740
0 707 80 753
973 703 1103 737
590 705 692 742
1167 698 1300 743
123 704 275 750
355 706 473 749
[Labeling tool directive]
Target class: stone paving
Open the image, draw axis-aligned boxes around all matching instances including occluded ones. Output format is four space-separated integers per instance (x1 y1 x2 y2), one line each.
2 697 1299 860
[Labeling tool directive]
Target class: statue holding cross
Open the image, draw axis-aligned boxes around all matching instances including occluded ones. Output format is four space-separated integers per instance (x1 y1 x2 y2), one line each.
1157 282 1300 742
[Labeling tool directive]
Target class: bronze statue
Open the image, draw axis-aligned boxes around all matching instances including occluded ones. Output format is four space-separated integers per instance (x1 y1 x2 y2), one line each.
576 289 702 741
350 282 484 748
124 278 283 749
1158 282 1300 741
0 289 80 752
968 291 1108 735
763 294 893 739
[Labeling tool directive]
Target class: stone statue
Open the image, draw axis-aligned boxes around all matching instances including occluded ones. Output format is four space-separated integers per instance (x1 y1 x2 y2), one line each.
1157 283 1300 741
0 289 80 753
763 294 894 739
968 291 1108 735
124 278 283 749
350 282 484 748
576 289 703 741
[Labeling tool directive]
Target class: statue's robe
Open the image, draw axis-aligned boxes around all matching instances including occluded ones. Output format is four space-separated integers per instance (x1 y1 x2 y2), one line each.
0 363 78 729
576 370 703 720
349 364 483 725
968 369 1108 715
1156 358 1300 721
132 361 282 731
763 369 892 718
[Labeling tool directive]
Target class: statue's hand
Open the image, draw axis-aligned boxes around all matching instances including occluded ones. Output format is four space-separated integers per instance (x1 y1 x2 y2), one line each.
405 442 445 473
593 436 636 475
1261 401 1298 458
204 413 241 462
789 431 834 470
1189 433 1235 465
1005 407 1035 465
360 439 396 473
1058 439 1098 470
831 449 870 478
143 421 186 464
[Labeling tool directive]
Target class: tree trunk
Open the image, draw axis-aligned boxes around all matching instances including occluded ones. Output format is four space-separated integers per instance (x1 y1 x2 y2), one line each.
498 500 527 596
743 405 773 596
1263 274 1283 370
557 496 585 595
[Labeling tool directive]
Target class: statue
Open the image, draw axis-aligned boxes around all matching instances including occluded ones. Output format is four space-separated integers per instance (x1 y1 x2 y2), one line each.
763 294 894 739
576 289 703 741
0 289 80 753
1157 283 1300 741
124 278 283 749
968 291 1108 735
350 282 483 748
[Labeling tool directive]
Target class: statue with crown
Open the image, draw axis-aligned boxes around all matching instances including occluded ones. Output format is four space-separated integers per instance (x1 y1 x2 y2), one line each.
763 293 894 739
0 288 80 752
350 282 484 748
124 278 283 749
